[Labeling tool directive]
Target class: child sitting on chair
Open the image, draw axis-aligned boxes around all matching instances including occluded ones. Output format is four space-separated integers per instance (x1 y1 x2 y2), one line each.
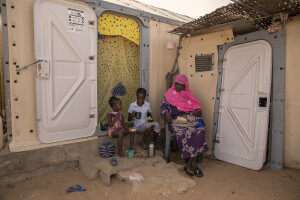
128 88 160 150
108 96 135 157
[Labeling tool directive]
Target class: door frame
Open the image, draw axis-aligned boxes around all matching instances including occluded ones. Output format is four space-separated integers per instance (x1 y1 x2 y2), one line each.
212 30 285 170
1 0 12 141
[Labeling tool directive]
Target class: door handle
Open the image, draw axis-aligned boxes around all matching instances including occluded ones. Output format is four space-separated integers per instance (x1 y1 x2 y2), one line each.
259 97 267 107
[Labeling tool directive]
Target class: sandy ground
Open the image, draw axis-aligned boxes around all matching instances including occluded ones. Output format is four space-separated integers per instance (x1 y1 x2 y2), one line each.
0 156 299 200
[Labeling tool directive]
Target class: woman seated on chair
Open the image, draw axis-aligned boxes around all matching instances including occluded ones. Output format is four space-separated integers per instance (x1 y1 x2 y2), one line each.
160 74 208 177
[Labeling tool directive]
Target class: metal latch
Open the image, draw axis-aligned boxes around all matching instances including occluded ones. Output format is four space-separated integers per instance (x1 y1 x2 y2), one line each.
259 97 267 107
36 59 50 79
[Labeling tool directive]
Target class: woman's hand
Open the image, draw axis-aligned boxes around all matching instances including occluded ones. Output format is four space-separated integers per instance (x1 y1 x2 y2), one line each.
190 109 202 117
164 112 173 124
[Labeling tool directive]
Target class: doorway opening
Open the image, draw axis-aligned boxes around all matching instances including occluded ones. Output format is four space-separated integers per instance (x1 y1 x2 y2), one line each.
97 13 140 128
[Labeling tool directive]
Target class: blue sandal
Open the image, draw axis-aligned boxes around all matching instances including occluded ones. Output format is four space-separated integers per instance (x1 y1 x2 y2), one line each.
110 157 118 166
66 185 86 192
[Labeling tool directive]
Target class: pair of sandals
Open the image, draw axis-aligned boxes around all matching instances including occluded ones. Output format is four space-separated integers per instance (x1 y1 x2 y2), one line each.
185 166 203 177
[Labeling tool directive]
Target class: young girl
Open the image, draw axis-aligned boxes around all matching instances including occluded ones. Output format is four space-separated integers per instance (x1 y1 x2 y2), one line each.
128 88 161 150
108 96 135 157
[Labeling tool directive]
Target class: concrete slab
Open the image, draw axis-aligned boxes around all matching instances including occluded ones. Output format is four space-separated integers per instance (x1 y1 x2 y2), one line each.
95 148 164 186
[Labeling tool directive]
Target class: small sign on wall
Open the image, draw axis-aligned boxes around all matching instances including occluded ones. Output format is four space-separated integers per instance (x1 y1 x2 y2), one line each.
68 8 84 33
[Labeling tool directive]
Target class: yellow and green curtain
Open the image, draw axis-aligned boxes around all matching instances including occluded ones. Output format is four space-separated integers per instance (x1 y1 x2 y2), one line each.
97 14 140 124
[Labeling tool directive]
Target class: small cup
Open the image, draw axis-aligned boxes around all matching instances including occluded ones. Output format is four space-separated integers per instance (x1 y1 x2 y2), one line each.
135 112 141 119
126 150 135 159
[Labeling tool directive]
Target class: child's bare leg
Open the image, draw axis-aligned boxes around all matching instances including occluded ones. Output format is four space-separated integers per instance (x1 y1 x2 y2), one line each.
129 131 135 150
141 125 154 150
122 129 136 153
152 131 159 142
111 131 124 157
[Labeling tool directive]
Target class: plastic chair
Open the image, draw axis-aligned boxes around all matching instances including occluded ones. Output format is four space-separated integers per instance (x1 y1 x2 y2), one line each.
164 122 175 163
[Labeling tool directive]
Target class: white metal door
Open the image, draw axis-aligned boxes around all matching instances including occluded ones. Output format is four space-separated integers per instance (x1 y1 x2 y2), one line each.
34 0 97 143
215 40 272 170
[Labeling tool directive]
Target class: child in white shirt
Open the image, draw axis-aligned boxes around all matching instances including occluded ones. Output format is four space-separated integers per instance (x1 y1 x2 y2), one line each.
128 88 160 150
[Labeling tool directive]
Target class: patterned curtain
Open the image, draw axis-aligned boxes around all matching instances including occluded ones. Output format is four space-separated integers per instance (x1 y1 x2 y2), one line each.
97 14 140 124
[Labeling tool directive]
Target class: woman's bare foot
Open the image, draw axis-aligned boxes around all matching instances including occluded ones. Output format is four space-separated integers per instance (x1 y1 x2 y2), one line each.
186 167 194 176
184 163 194 176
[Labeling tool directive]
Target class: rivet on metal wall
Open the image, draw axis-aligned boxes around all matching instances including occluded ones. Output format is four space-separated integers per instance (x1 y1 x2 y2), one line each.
12 25 15 28
212 97 215 99
16 65 19 68
14 80 17 83
30 130 33 133
13 43 16 46
4 23 7 26
201 75 203 77
2 3 6 6
244 37 247 40
6 80 10 83
13 62 16 65
11 5 14 9
274 36 277 39
5 61 8 64
15 98 18 101
16 72 20 75
191 74 193 77
16 116 19 119
201 38 203 40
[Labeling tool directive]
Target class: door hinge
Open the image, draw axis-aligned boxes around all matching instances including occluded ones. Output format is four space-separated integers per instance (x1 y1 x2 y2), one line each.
89 114 95 118
217 88 225 93
214 136 220 143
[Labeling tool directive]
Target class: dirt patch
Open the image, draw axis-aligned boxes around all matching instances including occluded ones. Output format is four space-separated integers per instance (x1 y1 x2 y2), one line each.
117 162 196 196
0 157 299 200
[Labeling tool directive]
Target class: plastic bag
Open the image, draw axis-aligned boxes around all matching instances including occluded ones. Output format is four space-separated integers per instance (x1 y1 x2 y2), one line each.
129 172 144 183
